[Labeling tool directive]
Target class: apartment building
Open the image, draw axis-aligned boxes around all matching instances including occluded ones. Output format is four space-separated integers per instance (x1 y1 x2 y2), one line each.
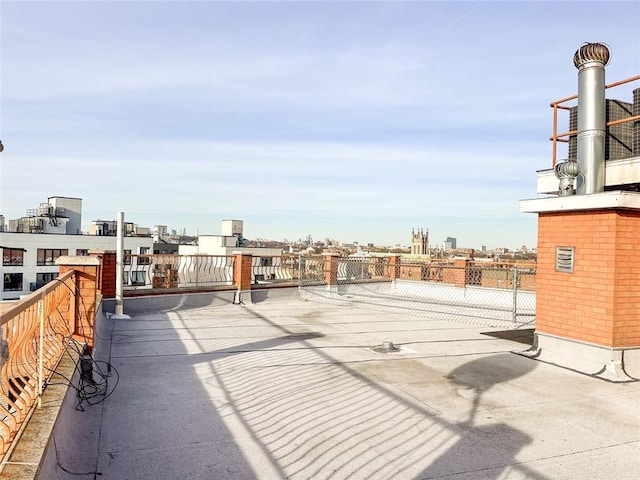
179 220 284 282
179 220 281 257
1 196 153 300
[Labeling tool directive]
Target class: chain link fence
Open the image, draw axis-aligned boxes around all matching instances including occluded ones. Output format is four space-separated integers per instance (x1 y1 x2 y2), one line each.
299 255 536 329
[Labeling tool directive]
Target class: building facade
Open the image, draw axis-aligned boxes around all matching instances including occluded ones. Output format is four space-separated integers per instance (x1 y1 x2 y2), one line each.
179 220 284 283
1 196 153 300
1 232 153 300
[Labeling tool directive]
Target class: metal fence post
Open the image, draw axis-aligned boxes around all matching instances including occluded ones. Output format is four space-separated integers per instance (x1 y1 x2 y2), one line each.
115 211 124 316
512 266 518 323
37 299 44 408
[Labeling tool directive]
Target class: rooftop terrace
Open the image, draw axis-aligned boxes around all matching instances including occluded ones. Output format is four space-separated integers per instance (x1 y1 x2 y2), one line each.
31 288 640 480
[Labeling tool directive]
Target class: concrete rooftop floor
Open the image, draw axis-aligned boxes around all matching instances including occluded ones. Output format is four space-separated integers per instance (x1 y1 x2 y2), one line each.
39 288 640 480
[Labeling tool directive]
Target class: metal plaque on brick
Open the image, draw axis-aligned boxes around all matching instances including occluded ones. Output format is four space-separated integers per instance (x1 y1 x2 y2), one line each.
555 246 575 273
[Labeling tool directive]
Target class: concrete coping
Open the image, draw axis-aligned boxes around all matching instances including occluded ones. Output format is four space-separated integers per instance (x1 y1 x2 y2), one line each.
55 256 101 266
520 190 640 213
88 249 116 255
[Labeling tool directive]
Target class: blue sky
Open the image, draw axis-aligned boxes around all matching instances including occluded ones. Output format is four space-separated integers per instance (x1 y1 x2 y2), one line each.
1 1 639 249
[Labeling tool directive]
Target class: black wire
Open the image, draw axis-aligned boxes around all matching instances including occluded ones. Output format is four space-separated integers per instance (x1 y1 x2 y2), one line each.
39 323 120 412
38 279 121 411
3 276 117 477
53 434 102 477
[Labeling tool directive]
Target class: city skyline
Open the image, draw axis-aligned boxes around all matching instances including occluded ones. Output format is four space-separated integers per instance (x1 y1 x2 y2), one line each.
1 1 639 249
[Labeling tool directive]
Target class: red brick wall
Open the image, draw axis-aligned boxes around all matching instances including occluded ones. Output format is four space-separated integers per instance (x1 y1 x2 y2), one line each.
385 256 400 279
234 254 253 291
454 259 470 288
90 251 116 298
398 263 424 280
323 254 339 285
536 209 640 347
58 264 97 353
611 211 640 347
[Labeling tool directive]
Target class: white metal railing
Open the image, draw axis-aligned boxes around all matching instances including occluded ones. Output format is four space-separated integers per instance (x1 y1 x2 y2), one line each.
124 254 235 291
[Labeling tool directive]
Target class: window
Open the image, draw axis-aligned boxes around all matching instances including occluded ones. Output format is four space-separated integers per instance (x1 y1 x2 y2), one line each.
4 273 23 291
124 250 132 265
31 272 58 291
36 272 57 284
2 248 24 266
37 249 68 266
76 249 89 256
260 258 273 267
130 271 145 286
138 247 151 265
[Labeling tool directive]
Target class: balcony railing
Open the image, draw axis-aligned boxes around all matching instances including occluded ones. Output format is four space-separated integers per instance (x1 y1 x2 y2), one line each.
251 254 300 284
124 254 235 292
0 270 76 462
121 254 304 292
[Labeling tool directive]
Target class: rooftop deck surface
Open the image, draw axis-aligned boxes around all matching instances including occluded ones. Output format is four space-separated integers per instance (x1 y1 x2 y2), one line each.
39 289 640 480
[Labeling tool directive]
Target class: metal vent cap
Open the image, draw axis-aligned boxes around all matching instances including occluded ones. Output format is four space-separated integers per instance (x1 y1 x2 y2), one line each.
573 42 610 69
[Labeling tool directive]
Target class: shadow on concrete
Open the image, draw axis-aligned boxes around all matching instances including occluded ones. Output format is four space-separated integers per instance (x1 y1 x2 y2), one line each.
250 286 299 304
41 298 551 479
37 306 267 479
207 305 551 480
103 290 236 315
481 328 535 346
416 356 543 479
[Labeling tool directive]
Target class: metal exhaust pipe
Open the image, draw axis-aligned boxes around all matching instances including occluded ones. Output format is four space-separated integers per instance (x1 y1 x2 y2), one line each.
573 43 610 195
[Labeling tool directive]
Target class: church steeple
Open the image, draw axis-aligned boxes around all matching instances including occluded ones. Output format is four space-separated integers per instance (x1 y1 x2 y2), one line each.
411 228 429 255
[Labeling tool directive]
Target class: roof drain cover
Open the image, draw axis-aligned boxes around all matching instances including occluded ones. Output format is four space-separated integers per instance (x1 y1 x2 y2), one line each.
372 341 400 354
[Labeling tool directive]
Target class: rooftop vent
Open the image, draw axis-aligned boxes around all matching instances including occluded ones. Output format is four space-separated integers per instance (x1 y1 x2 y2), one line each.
573 42 610 195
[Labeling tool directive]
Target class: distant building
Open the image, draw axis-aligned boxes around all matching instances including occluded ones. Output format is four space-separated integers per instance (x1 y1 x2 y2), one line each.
7 196 82 235
411 228 429 255
180 219 281 257
153 242 179 255
0 196 153 300
445 236 457 249
179 220 284 283
88 219 151 237
154 225 168 239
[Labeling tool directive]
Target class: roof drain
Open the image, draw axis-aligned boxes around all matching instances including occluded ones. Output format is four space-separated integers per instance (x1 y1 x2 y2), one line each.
372 341 400 354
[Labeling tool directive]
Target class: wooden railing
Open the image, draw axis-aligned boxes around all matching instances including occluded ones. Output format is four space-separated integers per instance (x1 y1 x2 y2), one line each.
0 270 76 462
